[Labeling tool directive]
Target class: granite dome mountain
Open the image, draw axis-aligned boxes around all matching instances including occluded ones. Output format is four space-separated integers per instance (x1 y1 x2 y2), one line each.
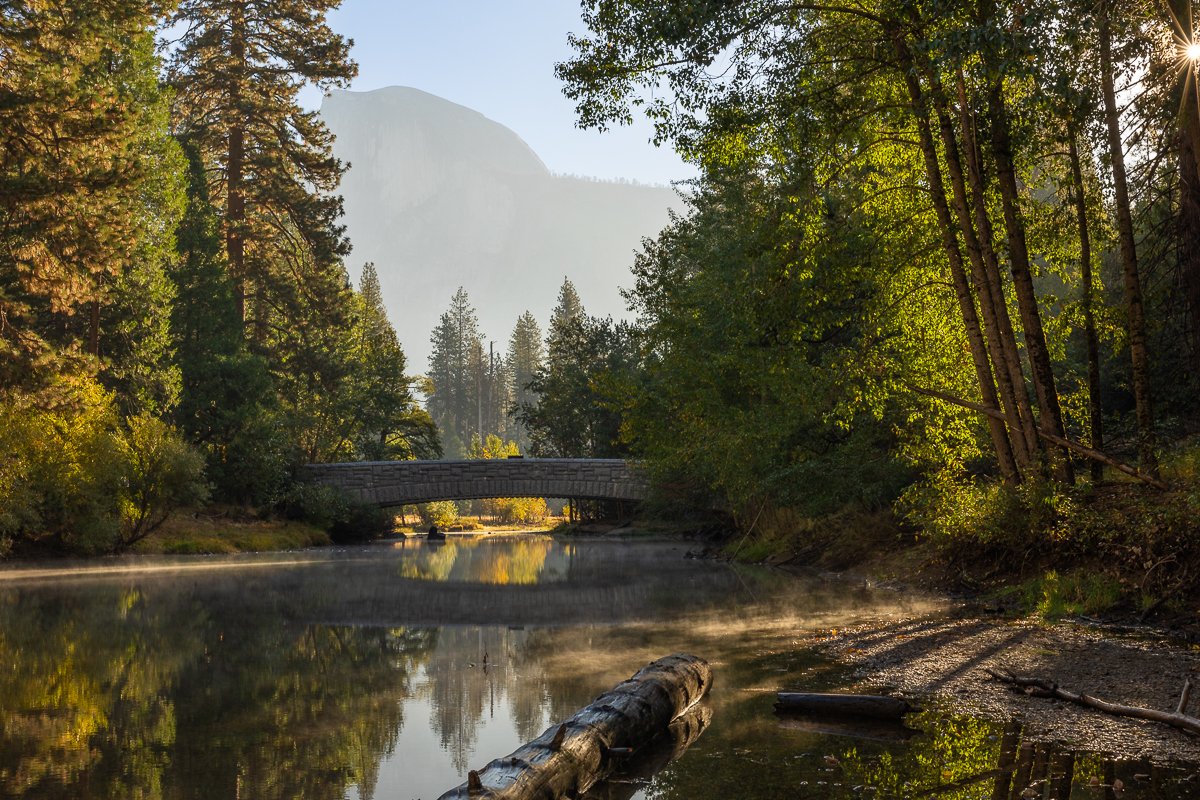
320 86 683 368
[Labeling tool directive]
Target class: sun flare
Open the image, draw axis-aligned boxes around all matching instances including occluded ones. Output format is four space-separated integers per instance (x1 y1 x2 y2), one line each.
1187 42 1200 61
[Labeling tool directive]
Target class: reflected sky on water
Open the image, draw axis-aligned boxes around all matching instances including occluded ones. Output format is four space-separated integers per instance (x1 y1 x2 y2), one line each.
0 537 1195 800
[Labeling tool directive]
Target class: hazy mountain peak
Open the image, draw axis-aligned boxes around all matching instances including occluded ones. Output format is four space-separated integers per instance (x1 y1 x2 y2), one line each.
321 86 682 368
324 87 548 178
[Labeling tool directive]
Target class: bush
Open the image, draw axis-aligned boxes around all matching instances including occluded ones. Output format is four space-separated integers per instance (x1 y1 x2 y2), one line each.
328 502 393 543
113 413 209 549
898 470 1073 562
416 500 459 528
276 482 394 543
277 483 348 530
0 378 207 555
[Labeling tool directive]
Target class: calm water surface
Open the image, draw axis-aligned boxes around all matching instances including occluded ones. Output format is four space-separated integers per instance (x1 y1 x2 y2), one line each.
0 536 1195 799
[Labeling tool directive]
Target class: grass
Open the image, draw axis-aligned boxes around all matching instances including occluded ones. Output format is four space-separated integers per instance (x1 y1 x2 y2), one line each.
131 511 332 555
1000 570 1124 620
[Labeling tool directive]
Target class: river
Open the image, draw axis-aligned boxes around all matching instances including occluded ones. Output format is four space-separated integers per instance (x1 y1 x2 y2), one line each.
0 535 1195 799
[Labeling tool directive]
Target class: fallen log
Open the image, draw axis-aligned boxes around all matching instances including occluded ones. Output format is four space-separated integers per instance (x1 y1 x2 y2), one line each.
986 669 1200 736
582 704 712 800
776 714 917 743
774 692 913 720
439 653 712 799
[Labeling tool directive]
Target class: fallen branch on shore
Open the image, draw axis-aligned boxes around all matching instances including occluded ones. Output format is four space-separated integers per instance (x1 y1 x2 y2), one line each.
985 668 1200 736
439 653 712 799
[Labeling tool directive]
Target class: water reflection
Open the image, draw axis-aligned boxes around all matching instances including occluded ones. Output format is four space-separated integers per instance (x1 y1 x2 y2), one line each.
393 535 565 584
0 539 1195 799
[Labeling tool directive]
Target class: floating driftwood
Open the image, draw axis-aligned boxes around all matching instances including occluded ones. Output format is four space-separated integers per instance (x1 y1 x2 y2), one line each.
986 668 1200 736
774 692 913 720
439 653 712 799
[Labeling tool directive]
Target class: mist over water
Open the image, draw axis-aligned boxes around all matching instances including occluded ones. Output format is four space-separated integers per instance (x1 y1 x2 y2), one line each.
1 538 1194 799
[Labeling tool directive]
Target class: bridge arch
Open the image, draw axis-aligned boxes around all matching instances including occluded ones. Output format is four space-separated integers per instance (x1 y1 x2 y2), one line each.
301 458 647 507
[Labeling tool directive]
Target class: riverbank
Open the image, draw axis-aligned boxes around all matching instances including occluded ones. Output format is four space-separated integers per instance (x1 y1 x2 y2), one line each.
128 513 331 554
803 606 1200 763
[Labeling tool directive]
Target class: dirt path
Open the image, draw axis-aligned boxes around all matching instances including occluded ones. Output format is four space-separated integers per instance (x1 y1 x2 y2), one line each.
810 609 1200 762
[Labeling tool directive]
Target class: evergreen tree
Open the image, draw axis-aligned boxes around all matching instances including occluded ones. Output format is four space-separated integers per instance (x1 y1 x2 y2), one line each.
548 277 584 347
347 263 439 460
428 288 482 458
507 311 543 450
171 140 285 504
519 314 636 459
0 3 179 400
165 0 357 341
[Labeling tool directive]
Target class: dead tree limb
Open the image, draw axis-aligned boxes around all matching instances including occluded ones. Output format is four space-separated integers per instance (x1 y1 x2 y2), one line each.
907 384 1170 490
986 668 1200 735
439 653 712 799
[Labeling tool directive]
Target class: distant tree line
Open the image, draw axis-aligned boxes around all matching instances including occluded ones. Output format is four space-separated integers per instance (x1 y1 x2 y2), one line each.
426 278 634 462
0 0 433 555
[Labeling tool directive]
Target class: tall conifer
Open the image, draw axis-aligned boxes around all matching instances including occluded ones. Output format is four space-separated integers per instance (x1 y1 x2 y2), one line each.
165 0 357 341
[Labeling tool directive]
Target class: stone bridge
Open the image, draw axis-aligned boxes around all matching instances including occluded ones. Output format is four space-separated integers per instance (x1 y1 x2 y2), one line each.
301 458 648 507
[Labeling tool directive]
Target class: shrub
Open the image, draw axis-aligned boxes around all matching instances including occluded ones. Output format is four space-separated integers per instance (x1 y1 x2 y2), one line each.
328 502 393 543
113 413 209 549
0 378 207 555
277 482 394 543
416 500 459 528
898 470 1073 563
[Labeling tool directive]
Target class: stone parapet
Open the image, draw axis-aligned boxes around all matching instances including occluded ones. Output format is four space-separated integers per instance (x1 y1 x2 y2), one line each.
300 458 648 507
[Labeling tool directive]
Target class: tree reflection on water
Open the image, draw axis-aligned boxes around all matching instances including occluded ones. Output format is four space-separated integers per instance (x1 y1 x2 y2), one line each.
0 541 1196 799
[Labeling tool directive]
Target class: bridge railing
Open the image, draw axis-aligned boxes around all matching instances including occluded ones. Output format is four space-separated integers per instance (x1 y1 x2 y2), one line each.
301 458 648 507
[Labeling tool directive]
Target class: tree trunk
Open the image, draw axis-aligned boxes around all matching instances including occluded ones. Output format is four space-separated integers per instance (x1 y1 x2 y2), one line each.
1168 0 1200 386
1068 128 1105 481
583 705 711 800
954 72 1043 467
892 32 1019 483
1099 0 1158 476
439 653 712 799
226 0 247 330
928 79 1031 474
986 81 1074 484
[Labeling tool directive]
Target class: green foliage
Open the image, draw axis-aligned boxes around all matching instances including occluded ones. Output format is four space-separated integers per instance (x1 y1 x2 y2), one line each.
428 287 510 457
519 312 638 459
1018 570 1123 620
171 140 289 504
900 472 1075 559
507 310 544 451
416 501 460 528
0 377 207 555
276 483 393 544
113 413 209 549
0 4 184 397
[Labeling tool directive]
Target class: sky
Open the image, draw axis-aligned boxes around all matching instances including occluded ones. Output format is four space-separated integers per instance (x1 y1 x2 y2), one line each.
305 1 696 187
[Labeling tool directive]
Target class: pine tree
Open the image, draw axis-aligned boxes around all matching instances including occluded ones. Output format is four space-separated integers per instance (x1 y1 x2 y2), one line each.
165 0 357 341
507 311 543 450
349 263 438 460
0 3 178 399
171 139 284 503
427 288 482 458
549 278 585 339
